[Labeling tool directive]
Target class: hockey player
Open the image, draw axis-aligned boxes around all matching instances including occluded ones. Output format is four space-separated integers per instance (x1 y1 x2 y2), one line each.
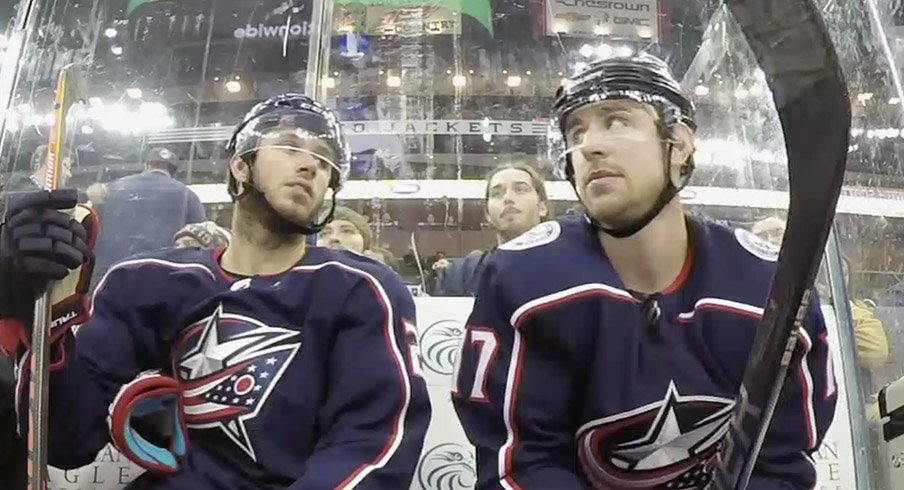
452 54 836 489
0 94 431 489
0 188 96 490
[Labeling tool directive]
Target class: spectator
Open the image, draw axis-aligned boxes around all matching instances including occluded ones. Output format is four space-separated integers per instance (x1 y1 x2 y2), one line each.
751 216 786 245
381 210 396 226
85 182 108 207
317 206 372 254
427 251 447 270
757 217 891 418
364 246 399 270
91 147 206 285
6 145 74 191
433 162 549 296
174 221 232 248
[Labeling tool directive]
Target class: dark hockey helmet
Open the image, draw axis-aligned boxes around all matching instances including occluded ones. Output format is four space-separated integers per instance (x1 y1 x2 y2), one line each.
225 93 350 234
549 53 696 238
226 93 351 194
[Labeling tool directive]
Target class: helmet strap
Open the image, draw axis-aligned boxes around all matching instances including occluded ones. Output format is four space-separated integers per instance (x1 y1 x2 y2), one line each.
574 141 691 239
230 156 336 236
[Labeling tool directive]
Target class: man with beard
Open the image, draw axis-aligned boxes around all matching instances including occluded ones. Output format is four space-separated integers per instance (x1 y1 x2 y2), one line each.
452 55 836 489
0 94 430 489
432 163 549 296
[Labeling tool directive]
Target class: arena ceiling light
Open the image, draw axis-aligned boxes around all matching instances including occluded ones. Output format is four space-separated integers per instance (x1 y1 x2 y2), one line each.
126 87 142 99
452 74 467 87
387 75 402 87
225 80 242 93
596 44 614 58
694 85 710 96
104 28 117 38
506 76 522 88
594 25 611 36
323 77 336 89
614 45 633 57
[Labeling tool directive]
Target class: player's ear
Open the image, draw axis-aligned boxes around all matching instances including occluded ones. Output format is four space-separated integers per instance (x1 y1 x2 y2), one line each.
230 156 250 185
538 200 549 220
668 123 694 184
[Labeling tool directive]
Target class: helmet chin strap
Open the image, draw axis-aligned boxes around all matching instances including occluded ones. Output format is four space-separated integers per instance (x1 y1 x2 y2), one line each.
575 142 689 239
234 168 337 236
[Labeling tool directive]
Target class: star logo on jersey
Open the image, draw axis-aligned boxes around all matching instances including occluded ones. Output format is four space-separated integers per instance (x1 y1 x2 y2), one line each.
577 382 735 489
173 305 301 461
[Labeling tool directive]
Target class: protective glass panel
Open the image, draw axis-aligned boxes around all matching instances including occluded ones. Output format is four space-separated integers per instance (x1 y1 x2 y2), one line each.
0 0 899 489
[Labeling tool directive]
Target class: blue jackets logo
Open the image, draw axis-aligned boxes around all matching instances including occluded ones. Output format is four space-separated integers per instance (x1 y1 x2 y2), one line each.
499 221 562 251
735 228 780 262
416 443 476 490
173 305 301 461
576 381 734 488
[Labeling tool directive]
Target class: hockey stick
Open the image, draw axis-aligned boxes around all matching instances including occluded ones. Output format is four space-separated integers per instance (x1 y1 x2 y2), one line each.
708 0 850 488
409 231 428 294
27 62 87 490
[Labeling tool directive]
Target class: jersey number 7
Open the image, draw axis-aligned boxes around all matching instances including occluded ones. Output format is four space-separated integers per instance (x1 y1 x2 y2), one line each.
452 327 499 402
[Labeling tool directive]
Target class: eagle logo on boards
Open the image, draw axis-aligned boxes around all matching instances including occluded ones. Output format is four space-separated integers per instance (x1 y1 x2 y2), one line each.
416 442 476 490
735 228 779 262
577 382 735 489
419 318 466 376
498 221 561 251
173 305 301 461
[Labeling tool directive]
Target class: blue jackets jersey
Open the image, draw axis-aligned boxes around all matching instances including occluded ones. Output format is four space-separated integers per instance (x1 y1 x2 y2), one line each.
37 246 431 489
452 215 836 489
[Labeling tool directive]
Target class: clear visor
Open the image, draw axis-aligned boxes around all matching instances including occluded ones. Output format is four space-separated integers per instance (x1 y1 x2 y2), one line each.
549 92 684 177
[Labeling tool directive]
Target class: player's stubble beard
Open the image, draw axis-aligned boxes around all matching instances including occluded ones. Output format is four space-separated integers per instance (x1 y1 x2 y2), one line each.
234 185 312 249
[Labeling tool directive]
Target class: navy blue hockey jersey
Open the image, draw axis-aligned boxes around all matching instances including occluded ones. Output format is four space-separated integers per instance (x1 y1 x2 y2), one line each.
452 215 836 489
34 246 431 489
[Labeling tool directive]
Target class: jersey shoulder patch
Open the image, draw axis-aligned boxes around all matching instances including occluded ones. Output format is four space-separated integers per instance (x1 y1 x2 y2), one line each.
734 228 779 262
499 221 561 251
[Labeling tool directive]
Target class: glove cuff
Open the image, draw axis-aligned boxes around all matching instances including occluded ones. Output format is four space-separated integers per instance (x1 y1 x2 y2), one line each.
108 370 188 474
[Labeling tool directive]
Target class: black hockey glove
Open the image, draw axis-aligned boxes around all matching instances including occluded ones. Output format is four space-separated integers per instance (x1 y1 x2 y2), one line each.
0 189 96 357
